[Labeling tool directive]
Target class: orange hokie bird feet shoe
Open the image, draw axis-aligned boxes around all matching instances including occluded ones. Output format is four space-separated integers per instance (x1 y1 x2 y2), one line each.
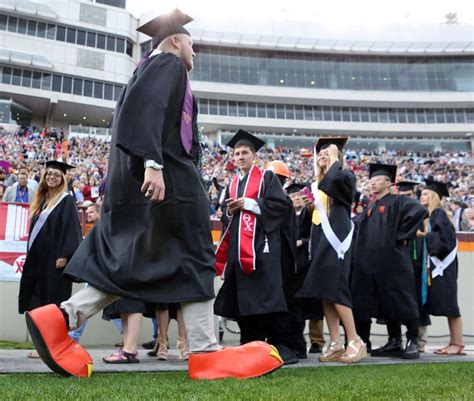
25 304 93 378
188 341 283 380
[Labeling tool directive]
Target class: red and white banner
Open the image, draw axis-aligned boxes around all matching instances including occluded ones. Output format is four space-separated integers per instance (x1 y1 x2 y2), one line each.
0 202 29 281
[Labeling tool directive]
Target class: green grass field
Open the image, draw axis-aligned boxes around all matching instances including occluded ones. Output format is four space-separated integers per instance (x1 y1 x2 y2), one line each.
1 363 472 401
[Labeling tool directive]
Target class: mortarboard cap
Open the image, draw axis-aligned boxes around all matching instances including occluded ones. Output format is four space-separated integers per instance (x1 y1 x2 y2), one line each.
396 181 419 192
285 183 307 194
369 163 397 183
423 160 436 166
315 137 348 153
137 8 193 49
44 160 75 174
425 179 449 198
226 130 265 152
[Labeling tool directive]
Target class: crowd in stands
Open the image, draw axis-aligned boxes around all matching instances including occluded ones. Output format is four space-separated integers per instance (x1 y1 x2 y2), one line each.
1 126 473 230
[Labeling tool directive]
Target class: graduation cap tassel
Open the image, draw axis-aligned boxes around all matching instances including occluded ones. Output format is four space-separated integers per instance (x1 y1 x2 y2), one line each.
263 235 269 253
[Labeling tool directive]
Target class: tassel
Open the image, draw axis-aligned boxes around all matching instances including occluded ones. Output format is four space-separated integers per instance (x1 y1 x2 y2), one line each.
263 236 269 253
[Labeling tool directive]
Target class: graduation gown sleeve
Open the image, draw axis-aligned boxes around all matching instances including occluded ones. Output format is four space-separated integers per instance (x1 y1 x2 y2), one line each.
56 195 83 260
115 54 186 165
426 208 457 257
318 162 355 207
255 171 288 233
396 196 429 241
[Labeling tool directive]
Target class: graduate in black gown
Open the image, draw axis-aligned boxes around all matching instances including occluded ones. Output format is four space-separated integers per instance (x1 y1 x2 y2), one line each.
419 180 465 356
397 181 431 353
351 164 428 359
19 161 82 315
297 138 367 363
25 11 283 380
214 130 297 364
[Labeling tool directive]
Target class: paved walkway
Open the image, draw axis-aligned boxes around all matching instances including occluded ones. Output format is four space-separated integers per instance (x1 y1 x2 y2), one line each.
1 345 473 374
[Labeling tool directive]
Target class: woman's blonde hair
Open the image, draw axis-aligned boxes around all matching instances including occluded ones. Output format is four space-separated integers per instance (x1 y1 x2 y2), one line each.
317 149 344 183
30 168 67 220
425 189 442 215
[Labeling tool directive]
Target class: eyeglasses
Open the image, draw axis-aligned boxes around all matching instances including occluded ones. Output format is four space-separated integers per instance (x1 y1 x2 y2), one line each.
45 171 62 179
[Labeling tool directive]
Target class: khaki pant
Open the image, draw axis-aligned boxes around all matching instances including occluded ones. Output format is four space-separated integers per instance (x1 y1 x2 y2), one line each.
61 285 220 353
309 319 325 347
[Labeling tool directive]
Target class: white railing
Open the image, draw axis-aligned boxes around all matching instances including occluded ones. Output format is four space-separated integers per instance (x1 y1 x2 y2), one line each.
69 125 111 138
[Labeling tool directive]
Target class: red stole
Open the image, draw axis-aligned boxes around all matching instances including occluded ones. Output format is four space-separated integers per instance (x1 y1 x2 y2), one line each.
215 166 264 276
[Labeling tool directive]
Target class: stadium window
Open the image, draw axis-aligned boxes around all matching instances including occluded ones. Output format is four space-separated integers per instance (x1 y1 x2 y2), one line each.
37 22 46 38
0 15 6 30
360 108 369 122
304 106 314 121
199 99 209 114
104 83 114 100
454 110 465 123
217 100 227 116
41 73 51 90
209 100 218 115
93 82 104 98
398 109 407 123
27 20 37 36
378 109 389 123
406 110 416 123
126 41 133 57
435 110 446 123
77 30 86 45
342 107 351 122
228 101 237 117
62 76 72 93
276 104 285 119
66 27 76 44
465 109 474 123
425 109 435 124
267 104 276 119
445 110 455 123
73 78 83 95
106 35 116 51
388 109 397 123
12 69 21 86
257 103 266 118
322 107 332 121
416 109 426 123
83 80 93 97
52 75 62 92
351 108 361 122
56 26 66 42
21 70 31 87
294 106 303 120
332 107 342 122
116 38 125 53
17 18 27 34
32 71 41 89
369 109 379 123
286 105 295 120
113 85 123 101
97 34 106 49
7 16 18 32
46 24 56 40
247 102 257 118
237 102 247 117
87 32 96 47
1 67 12 85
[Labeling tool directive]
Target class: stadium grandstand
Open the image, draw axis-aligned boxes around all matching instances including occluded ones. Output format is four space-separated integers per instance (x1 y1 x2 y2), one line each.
0 0 473 152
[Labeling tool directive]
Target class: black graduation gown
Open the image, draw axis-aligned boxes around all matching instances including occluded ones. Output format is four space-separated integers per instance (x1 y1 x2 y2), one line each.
214 170 289 318
407 225 431 326
280 195 298 296
63 53 215 303
297 162 355 307
18 195 82 313
351 194 428 321
424 208 460 317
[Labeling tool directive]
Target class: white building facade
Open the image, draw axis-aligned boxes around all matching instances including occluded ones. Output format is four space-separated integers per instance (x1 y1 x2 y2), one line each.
1 0 473 151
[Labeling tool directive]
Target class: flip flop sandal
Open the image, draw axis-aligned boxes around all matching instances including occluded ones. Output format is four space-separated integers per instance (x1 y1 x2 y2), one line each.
434 343 466 356
103 350 139 364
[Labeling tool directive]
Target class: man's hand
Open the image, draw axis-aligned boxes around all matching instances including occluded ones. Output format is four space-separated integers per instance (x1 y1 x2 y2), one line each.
302 195 314 211
327 144 339 159
416 229 427 238
227 197 245 215
297 240 303 248
56 258 67 269
141 168 165 203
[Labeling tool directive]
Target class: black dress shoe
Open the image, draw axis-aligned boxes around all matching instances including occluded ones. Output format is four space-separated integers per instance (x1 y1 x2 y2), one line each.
308 343 323 354
370 338 403 357
142 340 155 349
402 339 420 360
296 352 308 359
276 344 299 365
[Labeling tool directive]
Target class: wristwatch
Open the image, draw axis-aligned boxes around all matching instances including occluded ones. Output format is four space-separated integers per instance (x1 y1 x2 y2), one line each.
144 159 163 170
